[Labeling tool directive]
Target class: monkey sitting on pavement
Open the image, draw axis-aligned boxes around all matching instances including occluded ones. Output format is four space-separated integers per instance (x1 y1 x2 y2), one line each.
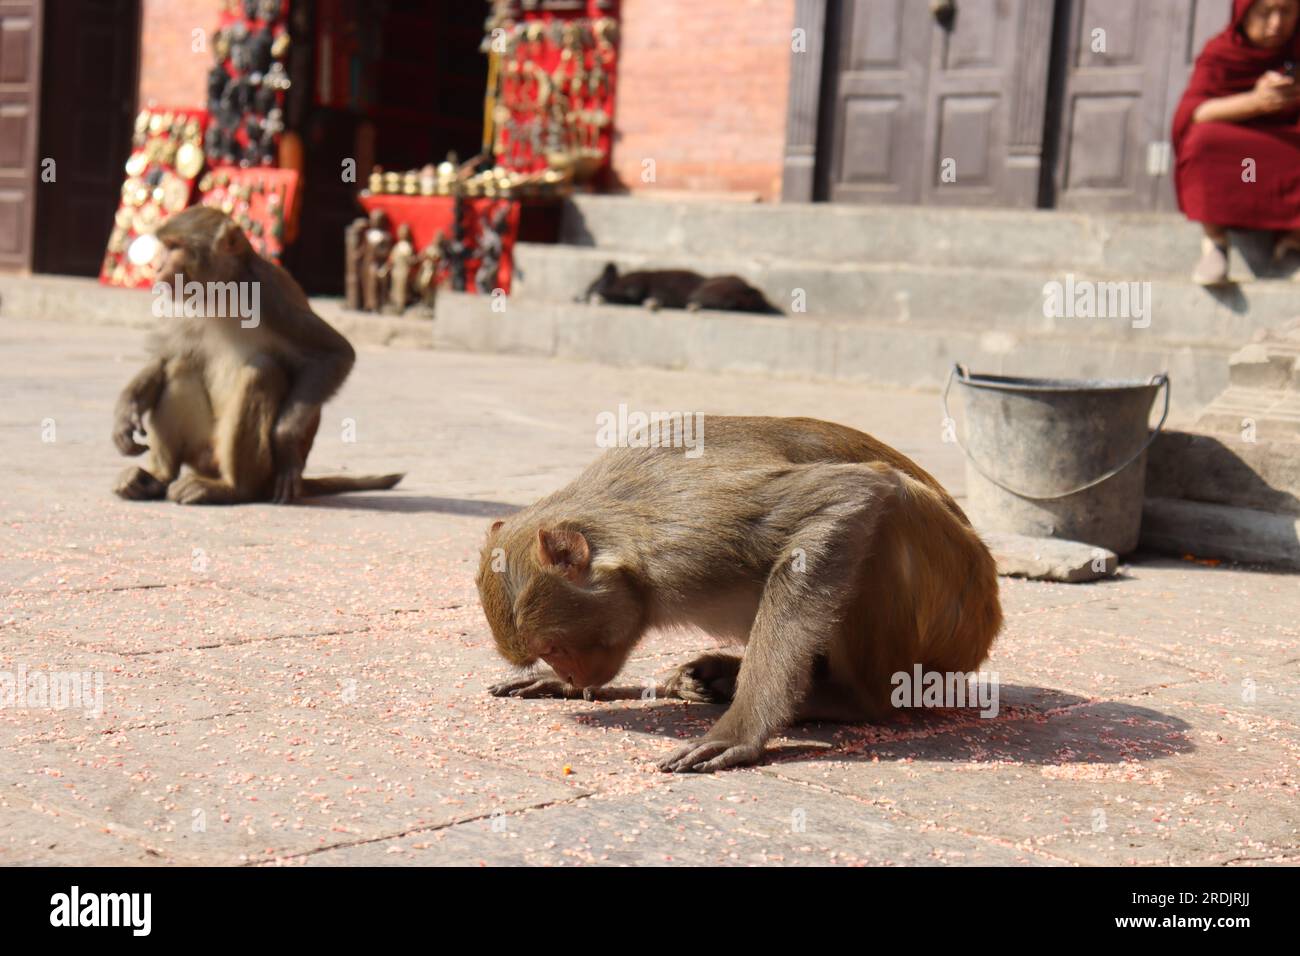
112 206 403 505
476 416 1001 772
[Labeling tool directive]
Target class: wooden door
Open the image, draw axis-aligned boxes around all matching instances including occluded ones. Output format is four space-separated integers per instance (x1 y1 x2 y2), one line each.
920 0 1056 206
1052 0 1194 210
0 0 42 272
820 0 934 204
820 0 1056 207
35 0 139 275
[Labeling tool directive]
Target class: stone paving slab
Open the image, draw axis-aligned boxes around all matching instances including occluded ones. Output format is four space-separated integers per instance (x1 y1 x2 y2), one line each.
294 773 1051 866
0 797 177 866
0 316 1296 866
2 712 581 865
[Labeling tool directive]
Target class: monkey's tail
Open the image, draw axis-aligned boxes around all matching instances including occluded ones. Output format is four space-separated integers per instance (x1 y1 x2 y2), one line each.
299 473 404 496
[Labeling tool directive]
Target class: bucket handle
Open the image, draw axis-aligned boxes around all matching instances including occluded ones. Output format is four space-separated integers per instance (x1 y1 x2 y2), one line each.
941 364 1171 502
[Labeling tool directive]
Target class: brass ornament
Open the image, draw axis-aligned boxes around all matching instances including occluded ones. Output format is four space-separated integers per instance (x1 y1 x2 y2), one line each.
176 141 205 179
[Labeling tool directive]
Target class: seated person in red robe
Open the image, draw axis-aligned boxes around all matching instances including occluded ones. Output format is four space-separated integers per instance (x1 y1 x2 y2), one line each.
1173 0 1300 285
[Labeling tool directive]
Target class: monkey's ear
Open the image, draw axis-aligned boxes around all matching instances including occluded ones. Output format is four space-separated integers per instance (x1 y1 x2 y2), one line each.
487 519 504 536
213 219 250 257
601 262 618 278
536 527 590 582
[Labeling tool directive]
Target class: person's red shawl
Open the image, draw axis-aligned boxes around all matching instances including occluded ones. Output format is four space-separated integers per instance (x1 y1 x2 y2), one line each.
1172 0 1300 151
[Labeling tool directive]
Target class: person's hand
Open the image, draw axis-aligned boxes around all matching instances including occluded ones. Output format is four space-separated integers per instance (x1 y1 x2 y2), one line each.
1252 70 1299 113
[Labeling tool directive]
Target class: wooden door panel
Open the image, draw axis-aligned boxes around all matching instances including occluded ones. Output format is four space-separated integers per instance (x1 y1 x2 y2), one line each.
0 4 41 271
930 0 1005 196
1055 0 1183 210
34 0 139 275
824 0 932 203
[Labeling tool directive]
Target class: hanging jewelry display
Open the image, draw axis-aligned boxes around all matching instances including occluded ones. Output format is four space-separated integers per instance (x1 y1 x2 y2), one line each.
483 1 619 182
205 0 292 168
99 107 210 290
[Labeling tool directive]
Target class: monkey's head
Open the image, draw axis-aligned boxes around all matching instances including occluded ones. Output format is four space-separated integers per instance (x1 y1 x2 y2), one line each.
476 519 644 690
154 207 253 288
579 262 619 304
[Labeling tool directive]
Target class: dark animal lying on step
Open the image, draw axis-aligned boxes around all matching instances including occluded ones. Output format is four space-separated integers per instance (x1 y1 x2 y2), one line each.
580 263 782 315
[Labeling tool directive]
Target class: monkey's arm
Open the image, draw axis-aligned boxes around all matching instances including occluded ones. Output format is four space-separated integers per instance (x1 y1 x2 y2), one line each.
659 465 895 773
489 668 598 701
489 669 657 702
270 309 356 503
113 358 166 456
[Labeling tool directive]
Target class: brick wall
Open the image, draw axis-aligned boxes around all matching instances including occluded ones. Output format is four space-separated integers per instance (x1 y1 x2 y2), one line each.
610 0 795 201
137 0 213 111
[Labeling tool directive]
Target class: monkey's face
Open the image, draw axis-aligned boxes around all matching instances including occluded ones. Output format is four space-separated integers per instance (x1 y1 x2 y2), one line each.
476 522 643 690
154 242 196 292
154 207 251 290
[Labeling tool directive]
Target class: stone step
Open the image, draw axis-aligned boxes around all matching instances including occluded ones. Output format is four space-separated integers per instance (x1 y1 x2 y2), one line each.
432 292 1229 416
558 195 1289 281
511 242 1299 349
1148 431 1300 516
1141 497 1300 569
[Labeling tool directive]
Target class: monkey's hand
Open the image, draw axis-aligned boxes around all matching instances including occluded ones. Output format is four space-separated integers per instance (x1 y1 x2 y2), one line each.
488 672 592 700
271 416 308 504
112 408 148 456
272 460 304 504
657 721 766 773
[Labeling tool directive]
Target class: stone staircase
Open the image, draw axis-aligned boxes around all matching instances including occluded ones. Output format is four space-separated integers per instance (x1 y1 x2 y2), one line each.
437 195 1300 417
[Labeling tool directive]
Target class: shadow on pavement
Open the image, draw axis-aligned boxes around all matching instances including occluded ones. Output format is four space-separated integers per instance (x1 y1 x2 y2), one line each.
576 687 1195 767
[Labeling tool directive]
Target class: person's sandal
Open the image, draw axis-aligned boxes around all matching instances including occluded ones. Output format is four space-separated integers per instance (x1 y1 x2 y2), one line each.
1192 237 1230 286
1273 234 1300 264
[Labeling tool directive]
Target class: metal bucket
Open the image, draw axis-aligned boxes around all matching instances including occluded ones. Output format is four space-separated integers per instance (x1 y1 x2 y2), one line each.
942 365 1170 554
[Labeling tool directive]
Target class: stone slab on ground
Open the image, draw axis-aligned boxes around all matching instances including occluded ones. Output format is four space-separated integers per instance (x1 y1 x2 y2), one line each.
982 531 1118 582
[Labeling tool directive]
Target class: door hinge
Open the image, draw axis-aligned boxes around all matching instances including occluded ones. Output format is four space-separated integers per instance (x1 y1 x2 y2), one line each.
1147 141 1172 177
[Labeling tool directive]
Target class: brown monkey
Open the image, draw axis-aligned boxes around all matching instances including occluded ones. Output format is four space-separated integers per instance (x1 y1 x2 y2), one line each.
112 206 403 505
476 416 1001 773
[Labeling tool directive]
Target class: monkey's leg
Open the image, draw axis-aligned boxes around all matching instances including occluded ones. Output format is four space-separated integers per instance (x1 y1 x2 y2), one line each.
661 652 741 704
659 465 898 773
795 678 872 723
663 652 867 722
167 361 283 505
115 360 212 501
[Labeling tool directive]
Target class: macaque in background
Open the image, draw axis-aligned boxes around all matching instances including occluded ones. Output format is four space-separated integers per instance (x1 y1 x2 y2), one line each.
476 416 1001 772
112 206 403 505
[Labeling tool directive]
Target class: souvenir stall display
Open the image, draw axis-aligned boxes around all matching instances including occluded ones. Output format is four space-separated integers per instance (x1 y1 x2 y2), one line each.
195 166 300 263
356 157 523 307
205 0 293 168
99 108 209 289
484 0 619 183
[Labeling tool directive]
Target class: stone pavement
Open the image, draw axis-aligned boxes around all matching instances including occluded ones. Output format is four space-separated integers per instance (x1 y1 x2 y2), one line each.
0 314 1296 866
